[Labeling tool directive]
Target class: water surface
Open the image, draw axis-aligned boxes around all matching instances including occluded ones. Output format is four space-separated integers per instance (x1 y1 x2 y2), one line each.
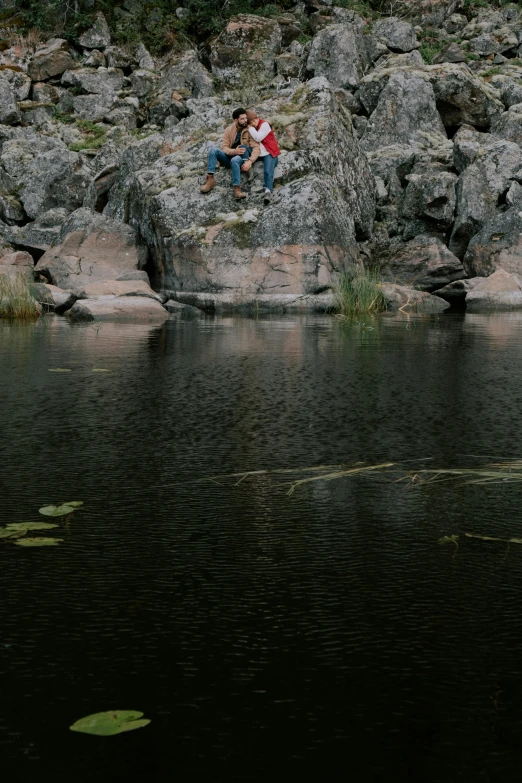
2 312 522 781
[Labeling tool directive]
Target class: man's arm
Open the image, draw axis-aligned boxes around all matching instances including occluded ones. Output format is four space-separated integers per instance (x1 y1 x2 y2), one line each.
248 137 261 164
222 125 241 156
248 121 271 143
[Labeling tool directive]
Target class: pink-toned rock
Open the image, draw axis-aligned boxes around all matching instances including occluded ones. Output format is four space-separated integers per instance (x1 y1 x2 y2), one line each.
0 251 34 281
466 269 522 312
74 279 162 301
380 282 450 313
0 250 34 267
35 209 147 289
66 296 168 323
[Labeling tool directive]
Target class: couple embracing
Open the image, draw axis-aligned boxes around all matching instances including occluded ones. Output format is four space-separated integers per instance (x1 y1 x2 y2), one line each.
200 107 281 205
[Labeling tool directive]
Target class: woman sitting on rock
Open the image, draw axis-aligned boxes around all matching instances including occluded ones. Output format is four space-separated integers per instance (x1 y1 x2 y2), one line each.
200 107 260 201
246 110 281 205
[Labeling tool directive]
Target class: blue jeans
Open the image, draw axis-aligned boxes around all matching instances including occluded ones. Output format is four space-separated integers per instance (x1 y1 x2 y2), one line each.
263 154 279 192
207 146 252 187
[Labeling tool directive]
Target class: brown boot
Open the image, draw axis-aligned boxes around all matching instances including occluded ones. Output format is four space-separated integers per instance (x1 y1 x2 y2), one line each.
234 186 247 200
200 174 216 193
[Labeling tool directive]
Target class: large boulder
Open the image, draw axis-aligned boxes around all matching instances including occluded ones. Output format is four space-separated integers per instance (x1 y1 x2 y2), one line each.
372 17 419 52
464 209 522 278
449 132 522 257
2 208 68 252
78 13 111 50
307 22 371 89
73 279 162 301
0 133 92 220
453 124 498 172
377 235 465 291
400 171 457 233
358 63 504 130
104 79 375 297
361 71 447 151
498 79 522 109
466 268 522 312
432 43 467 64
66 296 168 322
0 250 34 282
366 144 416 203
492 104 522 146
449 165 497 259
158 50 213 100
35 209 148 289
379 282 450 312
429 63 504 129
210 15 282 86
61 67 124 95
28 39 75 81
0 68 31 101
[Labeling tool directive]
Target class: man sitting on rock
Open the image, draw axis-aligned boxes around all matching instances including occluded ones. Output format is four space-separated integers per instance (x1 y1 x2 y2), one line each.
200 107 260 201
246 109 281 205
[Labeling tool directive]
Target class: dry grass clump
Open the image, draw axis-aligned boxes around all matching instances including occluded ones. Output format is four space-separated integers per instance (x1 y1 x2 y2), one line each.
0 274 41 319
335 268 385 319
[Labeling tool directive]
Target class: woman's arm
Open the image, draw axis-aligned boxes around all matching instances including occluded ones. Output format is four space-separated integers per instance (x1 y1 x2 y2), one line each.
248 122 271 142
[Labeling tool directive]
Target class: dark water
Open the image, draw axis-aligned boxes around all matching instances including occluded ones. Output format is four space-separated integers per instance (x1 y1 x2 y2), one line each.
2 312 522 781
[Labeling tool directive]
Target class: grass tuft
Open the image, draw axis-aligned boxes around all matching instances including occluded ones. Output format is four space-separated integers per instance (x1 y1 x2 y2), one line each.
0 274 41 320
335 267 385 319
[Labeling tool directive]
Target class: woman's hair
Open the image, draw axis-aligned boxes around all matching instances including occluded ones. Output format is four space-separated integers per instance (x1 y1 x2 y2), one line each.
232 107 247 120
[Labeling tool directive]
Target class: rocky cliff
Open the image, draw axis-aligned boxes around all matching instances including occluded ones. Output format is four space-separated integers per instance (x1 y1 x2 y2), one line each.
2 1 522 316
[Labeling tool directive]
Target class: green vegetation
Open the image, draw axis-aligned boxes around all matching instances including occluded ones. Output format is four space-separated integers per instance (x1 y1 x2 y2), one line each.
417 28 444 64
419 43 443 64
69 119 108 152
39 501 83 517
482 66 504 77
335 268 385 319
70 710 151 736
53 107 74 124
0 274 40 320
8 0 382 53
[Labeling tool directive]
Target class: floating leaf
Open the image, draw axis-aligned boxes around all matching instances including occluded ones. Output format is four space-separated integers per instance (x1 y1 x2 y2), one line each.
7 522 58 531
69 710 151 736
0 527 27 539
14 537 63 547
48 368 72 373
39 501 83 517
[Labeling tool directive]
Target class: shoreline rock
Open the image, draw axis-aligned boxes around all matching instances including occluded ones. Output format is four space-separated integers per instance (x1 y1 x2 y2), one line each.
4 3 522 316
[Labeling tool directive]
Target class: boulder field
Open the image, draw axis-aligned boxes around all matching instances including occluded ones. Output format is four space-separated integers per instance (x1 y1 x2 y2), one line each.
2 3 522 316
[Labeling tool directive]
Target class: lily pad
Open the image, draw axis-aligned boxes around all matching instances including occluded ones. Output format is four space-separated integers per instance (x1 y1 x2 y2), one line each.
14 537 63 546
0 527 27 539
39 501 83 517
7 522 58 531
69 710 151 736
48 368 72 372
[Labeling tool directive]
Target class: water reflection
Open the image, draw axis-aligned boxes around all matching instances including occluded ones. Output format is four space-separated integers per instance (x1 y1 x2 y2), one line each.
2 312 522 780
